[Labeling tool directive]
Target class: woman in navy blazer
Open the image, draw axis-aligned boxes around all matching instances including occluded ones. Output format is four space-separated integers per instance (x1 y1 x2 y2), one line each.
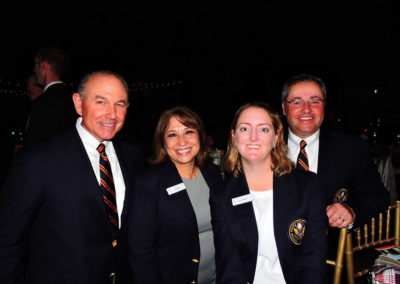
210 102 327 283
128 106 223 283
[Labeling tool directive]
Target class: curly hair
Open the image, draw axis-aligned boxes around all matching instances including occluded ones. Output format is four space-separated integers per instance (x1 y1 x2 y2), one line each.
225 101 294 177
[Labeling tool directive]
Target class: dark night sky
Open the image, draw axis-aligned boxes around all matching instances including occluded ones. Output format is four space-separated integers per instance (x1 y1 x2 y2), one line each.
1 2 399 151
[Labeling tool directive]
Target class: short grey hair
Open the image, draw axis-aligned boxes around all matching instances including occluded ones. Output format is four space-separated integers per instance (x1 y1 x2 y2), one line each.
281 73 327 104
77 70 129 99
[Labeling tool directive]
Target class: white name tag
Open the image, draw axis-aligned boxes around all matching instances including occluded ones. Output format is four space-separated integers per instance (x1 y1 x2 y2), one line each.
166 183 186 195
232 194 253 206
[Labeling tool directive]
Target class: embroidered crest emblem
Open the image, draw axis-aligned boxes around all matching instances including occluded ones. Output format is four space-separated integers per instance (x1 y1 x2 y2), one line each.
289 219 306 245
334 188 348 203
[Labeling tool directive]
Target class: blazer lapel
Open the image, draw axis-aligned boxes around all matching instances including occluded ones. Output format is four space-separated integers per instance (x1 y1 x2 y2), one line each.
163 161 198 231
229 174 258 264
113 140 131 227
273 174 294 264
316 130 330 175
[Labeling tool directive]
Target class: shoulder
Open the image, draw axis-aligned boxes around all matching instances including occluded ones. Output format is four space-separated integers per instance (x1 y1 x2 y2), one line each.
113 138 145 168
320 129 367 148
134 163 169 186
277 170 320 191
201 163 223 180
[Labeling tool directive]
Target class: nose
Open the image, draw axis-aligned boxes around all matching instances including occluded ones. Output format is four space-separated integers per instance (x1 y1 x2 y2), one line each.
250 128 257 142
302 100 311 113
177 134 186 145
106 105 117 119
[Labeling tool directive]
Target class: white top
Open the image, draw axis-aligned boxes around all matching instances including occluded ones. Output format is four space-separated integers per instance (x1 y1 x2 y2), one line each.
75 117 125 227
250 189 286 284
287 129 320 173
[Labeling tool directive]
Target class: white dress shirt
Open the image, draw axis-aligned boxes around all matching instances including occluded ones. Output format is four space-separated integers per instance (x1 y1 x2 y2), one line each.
250 189 286 284
75 117 125 227
287 129 320 173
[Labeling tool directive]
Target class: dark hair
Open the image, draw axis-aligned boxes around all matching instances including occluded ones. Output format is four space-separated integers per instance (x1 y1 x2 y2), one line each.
77 70 129 99
281 73 327 104
35 47 69 79
225 101 294 177
149 106 212 168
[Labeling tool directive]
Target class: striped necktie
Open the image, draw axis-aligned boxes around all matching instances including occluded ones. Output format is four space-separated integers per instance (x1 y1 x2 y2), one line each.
97 143 119 231
296 140 309 171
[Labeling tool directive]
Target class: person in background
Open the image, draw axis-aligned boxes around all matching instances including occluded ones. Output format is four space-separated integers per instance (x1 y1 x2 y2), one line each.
27 73 43 101
129 106 222 284
281 73 390 262
14 74 44 152
24 46 76 146
211 101 327 283
0 71 143 284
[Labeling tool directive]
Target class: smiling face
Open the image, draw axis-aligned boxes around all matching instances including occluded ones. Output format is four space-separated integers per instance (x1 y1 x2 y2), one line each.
163 116 200 169
282 81 325 139
72 74 129 142
233 107 278 167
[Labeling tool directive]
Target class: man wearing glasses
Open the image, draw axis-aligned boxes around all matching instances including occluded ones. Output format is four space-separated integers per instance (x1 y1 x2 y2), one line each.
281 73 389 258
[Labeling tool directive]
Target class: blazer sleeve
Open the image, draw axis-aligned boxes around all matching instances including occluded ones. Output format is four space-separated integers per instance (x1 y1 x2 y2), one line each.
349 140 390 226
0 149 43 284
210 185 247 284
128 168 161 284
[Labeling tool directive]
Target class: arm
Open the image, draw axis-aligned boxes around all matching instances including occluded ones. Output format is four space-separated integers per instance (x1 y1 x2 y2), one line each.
349 140 390 226
127 170 160 284
210 187 247 284
0 149 43 283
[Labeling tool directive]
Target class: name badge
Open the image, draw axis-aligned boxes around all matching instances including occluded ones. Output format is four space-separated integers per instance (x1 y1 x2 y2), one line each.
232 194 252 206
166 183 186 195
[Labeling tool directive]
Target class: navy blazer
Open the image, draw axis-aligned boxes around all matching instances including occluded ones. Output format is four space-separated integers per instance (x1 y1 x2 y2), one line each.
24 83 76 146
0 128 143 284
211 170 328 284
128 160 223 284
317 130 390 226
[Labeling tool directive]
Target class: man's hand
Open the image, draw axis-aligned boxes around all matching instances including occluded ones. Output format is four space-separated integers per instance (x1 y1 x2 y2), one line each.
326 203 355 228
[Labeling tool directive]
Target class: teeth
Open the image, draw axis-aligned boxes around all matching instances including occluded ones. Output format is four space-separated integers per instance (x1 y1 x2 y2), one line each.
300 117 312 120
177 149 190 154
100 123 115 126
248 145 259 149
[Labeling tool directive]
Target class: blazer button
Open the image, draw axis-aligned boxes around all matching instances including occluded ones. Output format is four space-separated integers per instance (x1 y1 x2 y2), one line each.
112 240 117 247
192 258 199 263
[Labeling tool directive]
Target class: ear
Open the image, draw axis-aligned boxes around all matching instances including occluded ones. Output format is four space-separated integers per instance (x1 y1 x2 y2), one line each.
40 61 49 74
281 103 287 115
72 93 83 116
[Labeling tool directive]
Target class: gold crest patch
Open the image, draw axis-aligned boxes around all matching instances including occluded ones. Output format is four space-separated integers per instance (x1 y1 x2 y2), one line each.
289 219 306 245
334 188 348 203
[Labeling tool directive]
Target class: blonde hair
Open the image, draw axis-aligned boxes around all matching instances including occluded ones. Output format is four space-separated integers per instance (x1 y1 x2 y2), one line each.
225 101 294 177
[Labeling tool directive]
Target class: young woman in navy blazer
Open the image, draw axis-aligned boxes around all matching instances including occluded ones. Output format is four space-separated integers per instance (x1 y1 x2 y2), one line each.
210 102 327 283
128 106 223 283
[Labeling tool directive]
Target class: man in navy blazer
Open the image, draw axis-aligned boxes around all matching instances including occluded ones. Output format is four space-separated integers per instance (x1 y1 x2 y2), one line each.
0 71 143 284
24 46 76 146
281 74 390 252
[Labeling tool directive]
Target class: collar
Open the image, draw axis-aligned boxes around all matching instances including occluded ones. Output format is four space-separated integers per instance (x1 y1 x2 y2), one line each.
44 81 63 92
288 128 320 147
75 117 111 151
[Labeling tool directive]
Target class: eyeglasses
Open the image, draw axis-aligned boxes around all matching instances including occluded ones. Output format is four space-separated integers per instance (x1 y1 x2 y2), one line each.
286 98 325 108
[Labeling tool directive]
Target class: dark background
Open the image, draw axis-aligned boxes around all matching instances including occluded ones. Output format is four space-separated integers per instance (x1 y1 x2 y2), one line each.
1 2 399 156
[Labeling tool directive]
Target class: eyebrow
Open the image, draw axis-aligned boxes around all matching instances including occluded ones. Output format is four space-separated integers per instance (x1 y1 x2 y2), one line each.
288 95 323 100
238 122 272 127
95 95 127 103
